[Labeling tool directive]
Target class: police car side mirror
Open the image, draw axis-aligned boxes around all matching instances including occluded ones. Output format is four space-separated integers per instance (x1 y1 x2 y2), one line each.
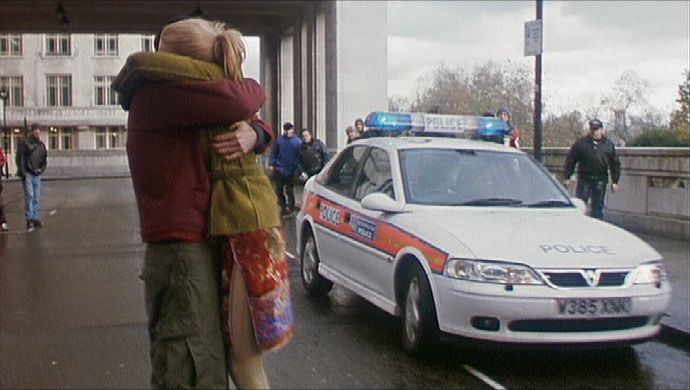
571 197 587 214
361 193 404 213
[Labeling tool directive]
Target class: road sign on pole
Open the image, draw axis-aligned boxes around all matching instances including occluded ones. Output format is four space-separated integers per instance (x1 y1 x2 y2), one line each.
524 19 543 57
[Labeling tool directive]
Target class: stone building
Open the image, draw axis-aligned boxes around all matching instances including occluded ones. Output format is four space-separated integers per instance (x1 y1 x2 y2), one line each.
1 33 154 157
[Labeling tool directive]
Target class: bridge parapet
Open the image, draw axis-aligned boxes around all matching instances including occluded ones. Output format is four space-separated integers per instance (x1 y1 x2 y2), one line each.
3 147 688 241
543 147 689 241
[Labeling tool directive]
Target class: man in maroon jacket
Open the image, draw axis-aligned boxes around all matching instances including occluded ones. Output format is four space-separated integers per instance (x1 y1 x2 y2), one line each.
121 77 272 388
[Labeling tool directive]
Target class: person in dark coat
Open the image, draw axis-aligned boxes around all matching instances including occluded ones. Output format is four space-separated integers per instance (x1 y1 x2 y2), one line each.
298 128 329 179
15 123 47 231
269 122 303 215
563 118 621 219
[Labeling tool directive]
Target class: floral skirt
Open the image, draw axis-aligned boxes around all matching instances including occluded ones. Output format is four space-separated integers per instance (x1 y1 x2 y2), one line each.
221 227 294 351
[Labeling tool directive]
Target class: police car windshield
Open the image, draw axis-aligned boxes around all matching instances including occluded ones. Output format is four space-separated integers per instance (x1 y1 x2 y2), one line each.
400 149 571 207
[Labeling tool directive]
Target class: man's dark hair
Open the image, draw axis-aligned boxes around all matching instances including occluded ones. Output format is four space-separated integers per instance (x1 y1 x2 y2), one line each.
30 123 40 131
589 119 603 131
301 128 312 135
283 122 294 131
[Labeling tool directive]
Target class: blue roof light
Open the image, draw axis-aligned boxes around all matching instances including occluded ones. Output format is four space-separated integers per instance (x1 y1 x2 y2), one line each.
364 111 511 142
365 112 420 132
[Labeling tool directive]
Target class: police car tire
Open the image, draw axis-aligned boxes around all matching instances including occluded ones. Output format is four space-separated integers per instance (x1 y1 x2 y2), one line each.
401 263 439 354
301 233 333 297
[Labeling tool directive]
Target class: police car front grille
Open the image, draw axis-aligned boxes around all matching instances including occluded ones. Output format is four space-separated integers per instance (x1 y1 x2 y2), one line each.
541 271 630 288
598 272 629 286
508 317 650 332
544 272 586 287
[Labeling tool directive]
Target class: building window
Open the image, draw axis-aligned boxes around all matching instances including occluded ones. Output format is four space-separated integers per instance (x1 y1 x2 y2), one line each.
94 76 117 106
0 34 22 56
45 34 71 56
95 126 126 149
0 76 23 107
141 35 155 52
48 126 75 150
94 34 118 56
46 75 72 107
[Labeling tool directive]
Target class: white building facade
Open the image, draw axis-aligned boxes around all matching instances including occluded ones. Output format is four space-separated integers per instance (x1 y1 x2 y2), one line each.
1 33 153 165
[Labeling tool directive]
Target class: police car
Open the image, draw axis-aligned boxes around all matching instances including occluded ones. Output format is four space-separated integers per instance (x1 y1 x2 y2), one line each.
295 111 671 353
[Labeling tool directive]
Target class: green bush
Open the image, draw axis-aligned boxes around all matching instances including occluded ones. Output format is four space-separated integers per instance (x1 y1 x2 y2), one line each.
627 129 690 147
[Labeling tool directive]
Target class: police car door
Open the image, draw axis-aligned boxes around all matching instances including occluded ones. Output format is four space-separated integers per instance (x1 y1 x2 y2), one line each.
347 146 396 296
316 145 369 279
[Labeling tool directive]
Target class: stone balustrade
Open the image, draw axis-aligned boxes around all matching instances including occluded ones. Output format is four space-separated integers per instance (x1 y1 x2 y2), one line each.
542 147 689 241
3 146 688 241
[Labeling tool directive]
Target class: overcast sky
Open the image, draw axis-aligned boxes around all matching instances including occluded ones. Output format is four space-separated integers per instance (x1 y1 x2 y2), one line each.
387 0 690 116
244 1 688 117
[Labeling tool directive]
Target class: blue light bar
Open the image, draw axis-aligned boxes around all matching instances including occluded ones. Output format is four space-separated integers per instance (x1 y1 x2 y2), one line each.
364 112 421 132
364 111 511 141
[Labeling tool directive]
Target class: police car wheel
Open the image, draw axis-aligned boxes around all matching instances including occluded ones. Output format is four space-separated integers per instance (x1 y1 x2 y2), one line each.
301 233 333 297
401 263 439 354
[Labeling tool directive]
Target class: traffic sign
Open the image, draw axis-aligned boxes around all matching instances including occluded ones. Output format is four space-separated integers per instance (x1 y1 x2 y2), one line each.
524 19 543 56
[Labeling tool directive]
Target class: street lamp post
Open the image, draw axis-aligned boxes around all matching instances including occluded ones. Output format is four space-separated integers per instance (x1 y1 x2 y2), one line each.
0 86 8 178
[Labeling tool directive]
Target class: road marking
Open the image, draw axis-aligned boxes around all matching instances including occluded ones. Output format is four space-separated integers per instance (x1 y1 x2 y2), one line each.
463 365 506 390
285 251 295 259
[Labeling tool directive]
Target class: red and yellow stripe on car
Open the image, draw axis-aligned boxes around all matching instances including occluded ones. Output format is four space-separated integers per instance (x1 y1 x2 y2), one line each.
303 193 448 273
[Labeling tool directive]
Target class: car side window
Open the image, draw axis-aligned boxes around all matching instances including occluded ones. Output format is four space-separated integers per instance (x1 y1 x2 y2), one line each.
354 147 394 201
324 146 367 196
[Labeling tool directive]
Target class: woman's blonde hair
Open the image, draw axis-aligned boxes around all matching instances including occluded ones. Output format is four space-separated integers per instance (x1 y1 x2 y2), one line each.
158 18 246 80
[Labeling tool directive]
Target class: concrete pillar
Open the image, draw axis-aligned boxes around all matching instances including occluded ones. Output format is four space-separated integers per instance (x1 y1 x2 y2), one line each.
260 33 280 137
335 1 388 149
315 5 327 145
292 14 303 132
280 34 294 127
77 125 94 150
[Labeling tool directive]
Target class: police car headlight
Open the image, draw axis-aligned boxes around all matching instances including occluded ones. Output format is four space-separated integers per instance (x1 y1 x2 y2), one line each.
633 261 667 285
445 259 544 285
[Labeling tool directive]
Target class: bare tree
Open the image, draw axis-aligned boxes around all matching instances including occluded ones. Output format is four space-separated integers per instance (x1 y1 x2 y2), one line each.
601 70 652 141
669 70 689 143
409 63 470 114
543 110 586 147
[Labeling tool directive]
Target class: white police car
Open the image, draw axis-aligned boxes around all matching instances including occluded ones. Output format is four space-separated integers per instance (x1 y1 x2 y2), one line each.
295 111 671 354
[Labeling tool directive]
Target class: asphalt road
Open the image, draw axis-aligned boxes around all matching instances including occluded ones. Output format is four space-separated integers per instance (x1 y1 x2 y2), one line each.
0 178 688 389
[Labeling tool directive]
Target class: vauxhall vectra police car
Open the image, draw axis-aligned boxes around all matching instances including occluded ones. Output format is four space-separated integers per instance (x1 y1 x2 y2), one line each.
295 111 671 354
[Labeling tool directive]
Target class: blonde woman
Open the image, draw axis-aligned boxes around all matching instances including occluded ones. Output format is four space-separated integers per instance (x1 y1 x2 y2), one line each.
114 18 292 389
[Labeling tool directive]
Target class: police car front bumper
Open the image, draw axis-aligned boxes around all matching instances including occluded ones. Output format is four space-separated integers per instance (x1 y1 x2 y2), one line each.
433 275 672 344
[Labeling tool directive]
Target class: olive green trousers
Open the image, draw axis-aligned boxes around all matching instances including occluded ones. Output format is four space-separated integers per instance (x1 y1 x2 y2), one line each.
142 241 269 389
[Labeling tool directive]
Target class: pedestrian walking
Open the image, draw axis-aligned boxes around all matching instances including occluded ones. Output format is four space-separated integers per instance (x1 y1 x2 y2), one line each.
0 146 8 231
15 123 47 231
563 118 621 219
113 16 290 389
298 128 329 180
269 122 302 216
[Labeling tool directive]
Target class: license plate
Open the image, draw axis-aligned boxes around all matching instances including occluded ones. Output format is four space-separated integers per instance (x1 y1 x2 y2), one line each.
557 298 632 316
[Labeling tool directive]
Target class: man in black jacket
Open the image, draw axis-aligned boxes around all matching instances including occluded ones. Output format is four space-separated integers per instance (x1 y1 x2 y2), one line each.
16 123 48 231
298 128 329 179
563 119 621 219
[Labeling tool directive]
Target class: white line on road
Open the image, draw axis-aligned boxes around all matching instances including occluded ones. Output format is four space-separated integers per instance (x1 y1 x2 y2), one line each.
463 365 506 390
